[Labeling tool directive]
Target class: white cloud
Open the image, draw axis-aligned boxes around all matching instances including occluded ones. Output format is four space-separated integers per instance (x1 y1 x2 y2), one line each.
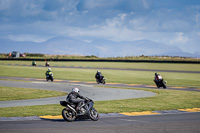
170 32 189 45
142 0 149 9
83 40 92 43
8 34 50 43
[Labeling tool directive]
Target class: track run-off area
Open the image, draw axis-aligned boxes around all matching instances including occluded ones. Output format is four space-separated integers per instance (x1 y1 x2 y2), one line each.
0 62 200 119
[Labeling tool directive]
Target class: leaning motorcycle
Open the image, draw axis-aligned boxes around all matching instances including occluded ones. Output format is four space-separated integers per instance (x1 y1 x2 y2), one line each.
45 62 50 67
96 76 106 84
155 79 167 89
60 97 99 122
46 72 53 81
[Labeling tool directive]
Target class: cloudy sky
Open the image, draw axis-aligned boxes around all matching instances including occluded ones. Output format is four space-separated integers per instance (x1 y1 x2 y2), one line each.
1 0 200 57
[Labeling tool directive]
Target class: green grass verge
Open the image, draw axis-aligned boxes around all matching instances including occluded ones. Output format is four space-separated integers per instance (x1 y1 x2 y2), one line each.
0 87 199 117
0 86 67 101
95 88 200 113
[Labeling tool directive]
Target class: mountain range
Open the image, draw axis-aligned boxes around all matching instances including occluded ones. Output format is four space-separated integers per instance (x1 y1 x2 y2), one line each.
1 36 199 58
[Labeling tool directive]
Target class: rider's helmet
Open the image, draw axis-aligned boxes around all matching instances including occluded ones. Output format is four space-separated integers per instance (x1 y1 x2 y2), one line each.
155 72 158 76
97 70 100 73
72 88 79 93
48 68 51 71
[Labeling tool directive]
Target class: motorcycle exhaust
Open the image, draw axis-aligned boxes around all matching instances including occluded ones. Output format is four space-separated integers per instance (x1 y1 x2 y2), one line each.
67 104 77 116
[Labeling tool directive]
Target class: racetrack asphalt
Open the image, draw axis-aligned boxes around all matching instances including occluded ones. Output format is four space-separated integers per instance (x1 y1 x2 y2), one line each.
1 111 200 133
0 76 199 92
0 79 156 107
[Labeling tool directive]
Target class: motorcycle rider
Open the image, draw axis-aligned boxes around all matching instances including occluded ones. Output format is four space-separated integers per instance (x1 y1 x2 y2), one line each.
154 72 167 86
45 68 53 76
154 72 162 82
66 88 86 113
95 70 103 82
45 61 50 67
32 61 36 66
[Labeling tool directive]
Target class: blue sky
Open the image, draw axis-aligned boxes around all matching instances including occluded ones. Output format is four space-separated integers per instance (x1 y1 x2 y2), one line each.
1 0 200 57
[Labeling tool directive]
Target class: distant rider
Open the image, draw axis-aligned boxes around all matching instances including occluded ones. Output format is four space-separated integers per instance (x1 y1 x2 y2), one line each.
95 70 103 82
32 61 36 66
154 73 163 82
45 62 50 67
66 88 86 113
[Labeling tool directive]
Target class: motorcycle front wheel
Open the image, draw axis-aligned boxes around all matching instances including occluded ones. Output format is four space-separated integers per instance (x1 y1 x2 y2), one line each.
89 108 99 121
62 108 76 122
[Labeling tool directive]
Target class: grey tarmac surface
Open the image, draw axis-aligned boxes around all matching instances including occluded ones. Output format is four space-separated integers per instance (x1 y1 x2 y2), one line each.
0 80 156 107
1 76 199 92
0 112 200 133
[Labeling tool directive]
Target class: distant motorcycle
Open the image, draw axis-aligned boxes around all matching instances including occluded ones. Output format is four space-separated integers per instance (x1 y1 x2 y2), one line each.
60 97 99 122
32 61 36 66
45 62 50 67
46 73 53 81
155 79 167 89
96 76 106 84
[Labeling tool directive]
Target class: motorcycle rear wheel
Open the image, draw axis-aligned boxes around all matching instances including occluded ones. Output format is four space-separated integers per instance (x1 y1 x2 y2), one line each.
62 108 76 122
162 82 166 89
89 108 99 121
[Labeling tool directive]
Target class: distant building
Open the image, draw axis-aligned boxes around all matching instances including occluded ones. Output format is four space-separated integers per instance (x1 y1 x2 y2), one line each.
11 51 20 58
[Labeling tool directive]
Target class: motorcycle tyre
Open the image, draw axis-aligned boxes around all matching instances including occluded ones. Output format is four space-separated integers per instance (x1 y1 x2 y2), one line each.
89 108 99 121
162 82 166 89
102 80 105 84
62 108 76 122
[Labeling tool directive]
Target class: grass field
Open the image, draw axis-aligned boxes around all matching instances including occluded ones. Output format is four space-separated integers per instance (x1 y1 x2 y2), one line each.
0 60 200 117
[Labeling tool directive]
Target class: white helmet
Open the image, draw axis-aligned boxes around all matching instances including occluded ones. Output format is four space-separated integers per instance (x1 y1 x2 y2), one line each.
72 88 79 93
48 68 51 71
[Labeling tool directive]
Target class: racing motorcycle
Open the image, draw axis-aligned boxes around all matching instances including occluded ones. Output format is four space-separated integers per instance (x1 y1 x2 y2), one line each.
45 62 50 67
46 72 53 81
60 97 99 122
96 76 106 84
155 79 167 89
32 61 36 66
